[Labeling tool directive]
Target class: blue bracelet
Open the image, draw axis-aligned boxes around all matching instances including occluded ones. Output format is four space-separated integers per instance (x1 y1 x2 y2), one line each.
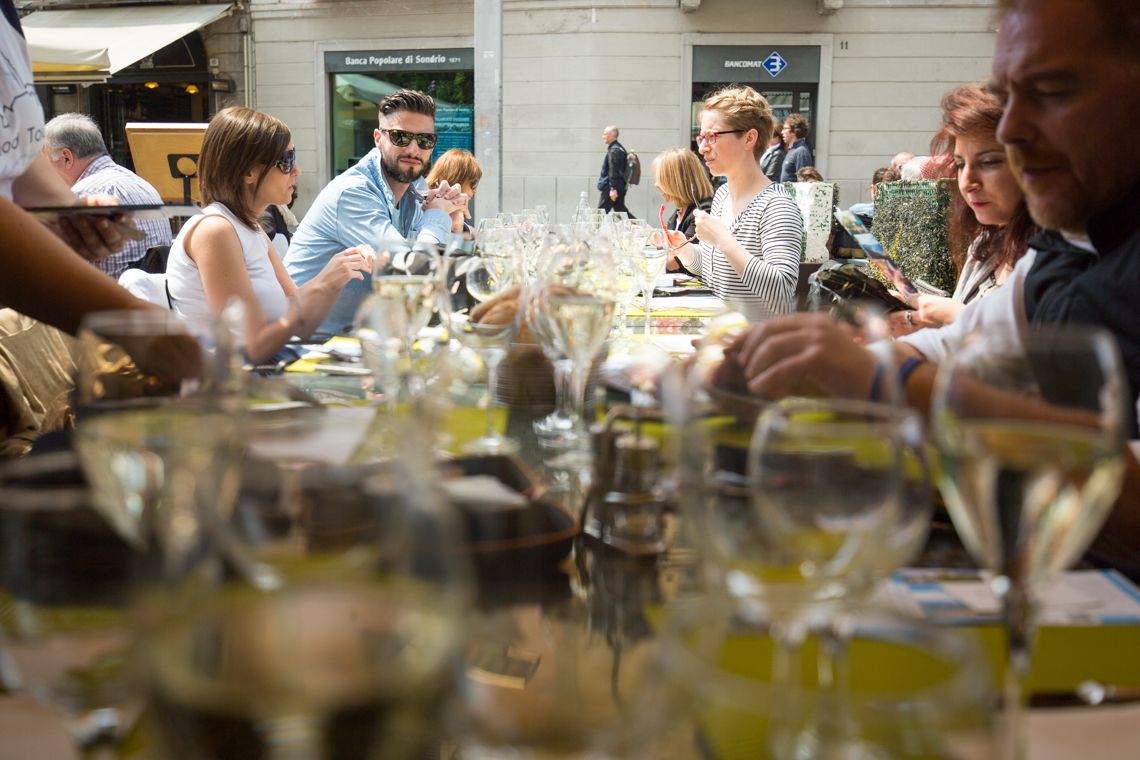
869 365 885 402
869 358 924 402
898 358 924 390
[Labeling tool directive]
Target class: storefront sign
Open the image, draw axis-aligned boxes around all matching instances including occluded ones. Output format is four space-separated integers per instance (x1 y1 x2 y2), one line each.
325 48 474 73
693 45 820 83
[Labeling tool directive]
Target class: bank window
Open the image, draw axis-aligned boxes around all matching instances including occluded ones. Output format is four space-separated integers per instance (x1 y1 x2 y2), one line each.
330 71 474 178
691 83 817 154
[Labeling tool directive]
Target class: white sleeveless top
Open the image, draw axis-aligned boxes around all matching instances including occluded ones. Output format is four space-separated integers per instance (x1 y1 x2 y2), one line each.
0 13 46 199
167 202 289 324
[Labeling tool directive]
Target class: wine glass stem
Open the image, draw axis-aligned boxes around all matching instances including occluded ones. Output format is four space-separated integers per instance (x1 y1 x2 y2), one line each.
569 360 589 438
483 351 503 441
554 359 575 422
618 301 629 338
643 288 653 341
814 616 854 753
768 618 807 760
1002 577 1035 760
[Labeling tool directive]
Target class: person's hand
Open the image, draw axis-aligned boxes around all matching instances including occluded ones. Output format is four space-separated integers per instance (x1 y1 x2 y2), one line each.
609 188 618 202
720 312 879 400
664 229 689 252
422 180 467 217
53 194 134 262
887 293 964 335
449 209 466 233
313 245 377 291
692 209 729 250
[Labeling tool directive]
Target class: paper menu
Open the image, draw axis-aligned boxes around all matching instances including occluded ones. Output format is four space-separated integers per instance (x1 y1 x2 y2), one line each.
869 569 1140 626
834 207 918 296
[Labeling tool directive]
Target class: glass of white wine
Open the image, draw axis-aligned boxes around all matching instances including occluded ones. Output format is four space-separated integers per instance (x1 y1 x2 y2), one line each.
0 452 149 754
140 434 470 760
931 324 1128 760
439 232 525 455
373 238 441 396
610 248 641 355
532 234 618 466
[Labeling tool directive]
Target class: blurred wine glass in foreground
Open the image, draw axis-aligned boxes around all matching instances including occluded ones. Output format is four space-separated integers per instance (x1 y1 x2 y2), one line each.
141 429 469 760
0 453 145 752
932 324 1128 760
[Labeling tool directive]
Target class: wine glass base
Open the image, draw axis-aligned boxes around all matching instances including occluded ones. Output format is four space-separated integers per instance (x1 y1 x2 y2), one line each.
545 448 593 471
781 732 892 760
533 413 575 437
461 435 521 457
608 335 642 355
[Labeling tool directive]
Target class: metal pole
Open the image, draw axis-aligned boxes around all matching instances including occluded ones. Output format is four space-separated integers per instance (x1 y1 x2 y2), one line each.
474 0 503 221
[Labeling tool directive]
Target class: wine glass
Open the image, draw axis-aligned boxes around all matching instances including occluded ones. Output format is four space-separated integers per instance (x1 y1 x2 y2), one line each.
355 294 408 456
533 204 550 224
373 238 441 396
139 430 470 760
456 539 726 760
685 610 997 760
528 226 578 443
531 234 618 466
609 248 642 355
75 310 223 414
631 239 668 343
931 324 1128 760
439 230 525 455
746 397 909 759
0 452 147 753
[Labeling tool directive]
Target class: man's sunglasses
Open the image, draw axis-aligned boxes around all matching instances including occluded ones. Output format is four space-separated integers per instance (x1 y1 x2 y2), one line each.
275 149 296 174
380 129 439 150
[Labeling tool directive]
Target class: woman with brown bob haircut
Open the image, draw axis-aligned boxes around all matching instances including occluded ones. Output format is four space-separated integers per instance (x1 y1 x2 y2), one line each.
426 149 482 232
166 107 378 362
652 147 714 272
668 85 803 320
891 84 1038 332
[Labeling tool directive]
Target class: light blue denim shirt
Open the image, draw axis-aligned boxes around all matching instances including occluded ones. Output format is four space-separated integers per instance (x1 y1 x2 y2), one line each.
285 148 452 334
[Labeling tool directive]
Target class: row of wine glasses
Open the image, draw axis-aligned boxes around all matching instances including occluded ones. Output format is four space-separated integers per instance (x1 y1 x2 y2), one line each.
671 309 1128 760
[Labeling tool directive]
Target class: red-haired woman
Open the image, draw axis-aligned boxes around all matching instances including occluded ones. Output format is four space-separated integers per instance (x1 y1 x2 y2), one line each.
893 84 1038 331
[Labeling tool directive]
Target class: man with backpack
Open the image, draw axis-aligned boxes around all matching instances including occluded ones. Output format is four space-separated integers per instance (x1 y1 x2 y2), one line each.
597 125 633 216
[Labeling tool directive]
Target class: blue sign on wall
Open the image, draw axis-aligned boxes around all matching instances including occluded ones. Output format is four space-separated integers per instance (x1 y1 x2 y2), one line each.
763 51 788 77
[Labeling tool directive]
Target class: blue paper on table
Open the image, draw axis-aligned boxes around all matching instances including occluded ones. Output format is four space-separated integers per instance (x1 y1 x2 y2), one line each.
835 207 918 296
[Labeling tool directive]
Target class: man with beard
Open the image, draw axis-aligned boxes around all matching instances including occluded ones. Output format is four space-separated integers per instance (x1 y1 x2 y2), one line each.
719 0 1140 576
286 89 465 334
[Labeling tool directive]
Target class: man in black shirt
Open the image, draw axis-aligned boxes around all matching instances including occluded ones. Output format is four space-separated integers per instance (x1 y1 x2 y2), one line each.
722 0 1140 577
597 125 630 215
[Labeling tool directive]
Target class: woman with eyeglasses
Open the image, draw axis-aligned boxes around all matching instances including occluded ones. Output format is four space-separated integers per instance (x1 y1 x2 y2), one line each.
425 148 482 233
670 86 803 320
652 147 714 273
166 107 378 362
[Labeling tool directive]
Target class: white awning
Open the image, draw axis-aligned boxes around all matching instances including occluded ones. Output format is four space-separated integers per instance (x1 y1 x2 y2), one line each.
23 3 231 81
27 39 110 72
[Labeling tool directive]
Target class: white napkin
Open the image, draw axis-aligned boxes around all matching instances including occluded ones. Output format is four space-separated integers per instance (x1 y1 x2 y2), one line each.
247 405 377 465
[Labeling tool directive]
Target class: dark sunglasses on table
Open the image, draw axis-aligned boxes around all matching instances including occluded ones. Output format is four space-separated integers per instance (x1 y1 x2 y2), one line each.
380 128 440 150
275 149 296 174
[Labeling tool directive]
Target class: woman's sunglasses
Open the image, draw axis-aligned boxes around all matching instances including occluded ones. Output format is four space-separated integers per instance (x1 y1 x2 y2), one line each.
275 149 297 174
380 129 440 150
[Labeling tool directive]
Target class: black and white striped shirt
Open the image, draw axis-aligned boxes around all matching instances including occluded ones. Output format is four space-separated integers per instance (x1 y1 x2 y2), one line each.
690 183 803 321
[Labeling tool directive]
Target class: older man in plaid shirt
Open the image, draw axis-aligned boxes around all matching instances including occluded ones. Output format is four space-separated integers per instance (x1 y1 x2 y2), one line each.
42 113 172 279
